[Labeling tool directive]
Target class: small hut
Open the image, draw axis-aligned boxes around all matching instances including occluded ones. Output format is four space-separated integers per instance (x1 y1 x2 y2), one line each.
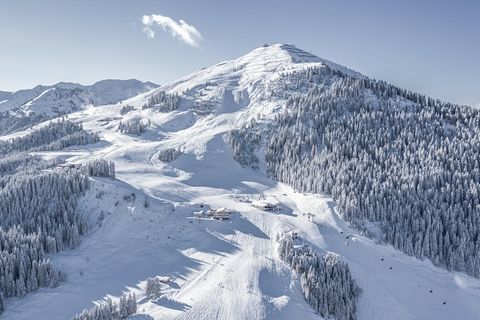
207 208 232 220
252 201 278 212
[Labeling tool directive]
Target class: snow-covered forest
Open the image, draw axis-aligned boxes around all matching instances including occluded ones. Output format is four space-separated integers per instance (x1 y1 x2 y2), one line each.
279 233 359 320
71 292 137 320
0 120 99 154
0 159 115 314
0 167 86 313
119 105 135 115
81 159 116 179
0 112 45 135
230 65 480 277
0 119 115 315
228 125 261 169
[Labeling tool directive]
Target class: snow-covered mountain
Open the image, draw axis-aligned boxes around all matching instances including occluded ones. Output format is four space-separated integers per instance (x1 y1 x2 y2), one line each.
0 79 158 117
1 44 480 320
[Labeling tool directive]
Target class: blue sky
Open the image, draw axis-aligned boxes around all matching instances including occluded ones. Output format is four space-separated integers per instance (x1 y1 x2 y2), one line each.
1 0 479 106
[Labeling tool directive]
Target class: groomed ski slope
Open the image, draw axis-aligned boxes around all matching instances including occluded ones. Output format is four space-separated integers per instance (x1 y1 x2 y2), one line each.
3 44 480 320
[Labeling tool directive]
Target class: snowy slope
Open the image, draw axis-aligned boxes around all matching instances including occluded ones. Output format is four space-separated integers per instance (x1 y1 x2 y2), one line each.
2 44 480 320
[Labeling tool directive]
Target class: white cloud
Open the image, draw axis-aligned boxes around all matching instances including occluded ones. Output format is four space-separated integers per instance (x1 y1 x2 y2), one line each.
142 14 203 47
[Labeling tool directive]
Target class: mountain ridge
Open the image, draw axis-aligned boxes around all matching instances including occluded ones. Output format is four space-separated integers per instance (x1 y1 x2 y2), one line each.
0 79 159 115
0 79 159 135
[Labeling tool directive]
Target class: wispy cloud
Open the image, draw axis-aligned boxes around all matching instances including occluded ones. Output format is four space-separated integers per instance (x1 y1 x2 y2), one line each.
142 14 203 47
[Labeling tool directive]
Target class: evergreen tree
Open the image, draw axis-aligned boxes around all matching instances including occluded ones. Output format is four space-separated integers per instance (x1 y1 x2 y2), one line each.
71 292 137 320
279 233 360 320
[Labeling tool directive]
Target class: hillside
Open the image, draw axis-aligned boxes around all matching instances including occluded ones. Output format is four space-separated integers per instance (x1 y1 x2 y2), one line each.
1 44 480 320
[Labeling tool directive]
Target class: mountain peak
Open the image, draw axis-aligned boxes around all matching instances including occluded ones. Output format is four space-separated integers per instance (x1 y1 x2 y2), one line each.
249 43 320 63
249 43 363 78
160 43 362 95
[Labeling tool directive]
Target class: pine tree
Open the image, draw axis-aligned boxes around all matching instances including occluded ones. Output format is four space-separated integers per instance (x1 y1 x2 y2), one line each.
279 233 359 320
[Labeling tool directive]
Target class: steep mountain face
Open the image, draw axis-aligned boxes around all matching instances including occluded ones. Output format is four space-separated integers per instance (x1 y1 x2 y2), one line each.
2 44 480 320
0 79 158 134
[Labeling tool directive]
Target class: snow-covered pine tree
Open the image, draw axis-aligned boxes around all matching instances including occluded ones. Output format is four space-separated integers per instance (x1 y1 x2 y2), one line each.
145 277 162 299
81 159 116 179
279 234 360 320
142 90 179 112
118 118 149 135
119 105 135 115
0 119 99 154
157 148 183 162
71 292 137 320
228 125 261 168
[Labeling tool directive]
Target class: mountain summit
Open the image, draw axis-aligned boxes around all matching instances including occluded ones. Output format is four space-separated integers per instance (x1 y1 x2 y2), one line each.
159 44 362 95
